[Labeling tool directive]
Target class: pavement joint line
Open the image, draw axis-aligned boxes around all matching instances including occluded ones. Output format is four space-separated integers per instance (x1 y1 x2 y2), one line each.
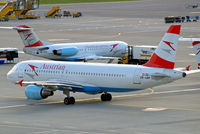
111 103 196 111
78 18 125 24
0 123 92 134
0 88 199 109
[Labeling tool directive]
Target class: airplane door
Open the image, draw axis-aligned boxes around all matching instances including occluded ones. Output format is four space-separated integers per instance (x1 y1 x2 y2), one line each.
18 65 24 79
133 67 142 84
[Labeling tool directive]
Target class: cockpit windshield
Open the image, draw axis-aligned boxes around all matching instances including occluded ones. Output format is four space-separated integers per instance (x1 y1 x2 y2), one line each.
8 64 18 73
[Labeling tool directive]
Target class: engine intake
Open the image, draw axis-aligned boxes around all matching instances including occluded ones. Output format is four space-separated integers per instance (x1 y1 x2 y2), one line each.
25 85 53 100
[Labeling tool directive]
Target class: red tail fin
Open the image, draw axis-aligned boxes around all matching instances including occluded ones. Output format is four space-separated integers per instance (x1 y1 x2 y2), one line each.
17 25 43 47
143 25 181 69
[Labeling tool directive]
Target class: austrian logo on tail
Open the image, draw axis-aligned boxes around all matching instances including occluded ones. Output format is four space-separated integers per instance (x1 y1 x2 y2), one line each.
110 44 118 52
28 64 38 76
196 48 200 55
163 41 175 51
25 33 32 40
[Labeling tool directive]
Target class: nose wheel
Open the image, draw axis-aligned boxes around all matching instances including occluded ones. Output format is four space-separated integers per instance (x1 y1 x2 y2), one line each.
101 93 112 101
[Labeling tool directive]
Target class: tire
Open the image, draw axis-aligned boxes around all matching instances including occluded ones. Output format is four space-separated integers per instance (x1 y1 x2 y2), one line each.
101 94 106 101
69 97 75 104
64 97 70 105
106 93 112 101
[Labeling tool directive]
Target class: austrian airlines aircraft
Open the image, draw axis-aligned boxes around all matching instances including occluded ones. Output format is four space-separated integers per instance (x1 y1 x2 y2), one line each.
179 37 200 69
7 25 200 105
192 41 200 69
0 25 127 62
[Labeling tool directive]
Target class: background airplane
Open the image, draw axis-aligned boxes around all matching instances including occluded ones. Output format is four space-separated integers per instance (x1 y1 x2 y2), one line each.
7 25 200 105
192 41 200 69
0 25 128 62
179 37 200 69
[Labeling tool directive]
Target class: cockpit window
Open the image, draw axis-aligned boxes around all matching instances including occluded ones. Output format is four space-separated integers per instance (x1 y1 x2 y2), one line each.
9 64 18 73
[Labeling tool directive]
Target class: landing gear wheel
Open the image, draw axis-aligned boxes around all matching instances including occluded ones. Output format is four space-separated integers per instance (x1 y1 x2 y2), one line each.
69 97 75 104
64 97 70 105
106 93 112 101
64 97 75 105
101 93 112 101
101 94 106 101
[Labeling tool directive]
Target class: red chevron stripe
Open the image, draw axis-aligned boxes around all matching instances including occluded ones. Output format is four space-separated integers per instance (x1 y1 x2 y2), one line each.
25 41 43 47
143 53 174 69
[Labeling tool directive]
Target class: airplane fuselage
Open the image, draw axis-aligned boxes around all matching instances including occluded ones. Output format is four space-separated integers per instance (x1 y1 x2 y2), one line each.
7 60 184 94
23 41 128 61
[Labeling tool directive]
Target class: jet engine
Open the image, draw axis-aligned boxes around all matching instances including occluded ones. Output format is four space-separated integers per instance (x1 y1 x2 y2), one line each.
25 85 53 100
53 47 78 56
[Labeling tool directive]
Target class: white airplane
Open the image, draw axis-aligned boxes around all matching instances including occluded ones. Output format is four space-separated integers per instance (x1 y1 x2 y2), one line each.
7 25 200 105
179 37 200 69
192 41 200 69
0 25 128 62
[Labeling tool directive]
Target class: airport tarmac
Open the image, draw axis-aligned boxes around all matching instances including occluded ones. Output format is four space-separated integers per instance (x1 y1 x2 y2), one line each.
0 0 200 133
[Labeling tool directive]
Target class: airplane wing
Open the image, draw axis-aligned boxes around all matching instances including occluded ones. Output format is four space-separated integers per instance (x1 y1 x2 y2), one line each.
18 80 83 90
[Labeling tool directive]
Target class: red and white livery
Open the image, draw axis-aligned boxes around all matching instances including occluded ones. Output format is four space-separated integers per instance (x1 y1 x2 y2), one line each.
7 25 200 105
0 25 128 62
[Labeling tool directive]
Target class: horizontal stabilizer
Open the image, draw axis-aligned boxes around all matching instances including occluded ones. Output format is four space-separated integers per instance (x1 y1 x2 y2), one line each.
185 69 200 75
179 37 200 41
0 26 32 31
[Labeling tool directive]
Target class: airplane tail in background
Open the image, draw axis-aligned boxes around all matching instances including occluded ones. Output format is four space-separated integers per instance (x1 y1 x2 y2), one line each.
143 25 181 69
16 25 43 48
192 41 200 69
0 25 43 48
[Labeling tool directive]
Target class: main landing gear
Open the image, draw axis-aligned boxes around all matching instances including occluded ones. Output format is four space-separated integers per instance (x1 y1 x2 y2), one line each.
64 97 75 105
63 89 75 105
63 90 112 105
101 93 112 101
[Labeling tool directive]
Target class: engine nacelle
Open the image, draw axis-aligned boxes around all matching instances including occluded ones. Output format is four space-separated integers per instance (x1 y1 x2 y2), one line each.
53 47 78 57
25 85 53 100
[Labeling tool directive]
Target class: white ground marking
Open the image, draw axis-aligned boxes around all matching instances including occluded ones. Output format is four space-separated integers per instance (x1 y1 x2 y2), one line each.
190 12 200 14
187 46 193 48
189 53 195 56
142 107 167 112
80 18 125 23
18 51 24 54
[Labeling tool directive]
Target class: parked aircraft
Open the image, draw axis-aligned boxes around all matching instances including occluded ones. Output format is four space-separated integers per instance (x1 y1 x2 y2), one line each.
0 25 128 62
179 37 200 69
192 41 200 69
7 25 200 105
